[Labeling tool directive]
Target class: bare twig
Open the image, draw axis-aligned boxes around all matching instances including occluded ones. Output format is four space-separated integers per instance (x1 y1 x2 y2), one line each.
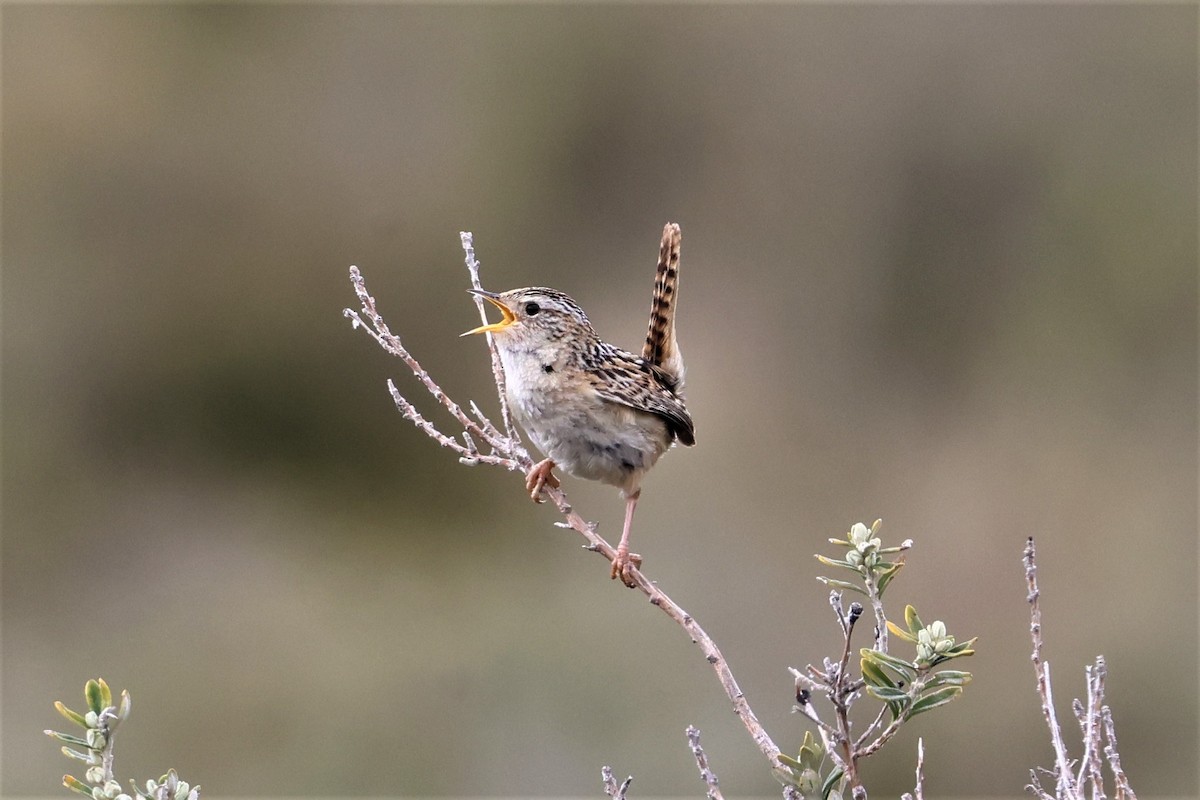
1102 705 1137 800
1024 538 1138 800
344 233 788 785
343 266 508 455
1075 660 1106 797
685 726 724 800
852 701 890 751
385 380 516 469
601 766 632 799
831 607 863 790
854 712 905 760
1025 537 1078 797
862 572 889 653
460 231 519 446
900 738 925 800
914 737 925 800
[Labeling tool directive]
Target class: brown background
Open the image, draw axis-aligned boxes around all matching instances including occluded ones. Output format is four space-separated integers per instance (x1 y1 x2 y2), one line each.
3 5 1196 797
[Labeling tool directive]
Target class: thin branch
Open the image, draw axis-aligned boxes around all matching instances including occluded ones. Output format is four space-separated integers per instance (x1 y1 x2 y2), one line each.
852 701 890 751
1075 659 1106 798
343 266 508 455
1024 539 1140 800
1025 537 1077 797
900 737 925 800
469 399 505 445
914 737 925 800
460 231 519 447
385 380 517 469
863 572 889 653
685 726 724 800
601 766 632 799
855 711 906 760
1102 705 1137 800
828 602 864 791
836 603 861 688
97 708 118 784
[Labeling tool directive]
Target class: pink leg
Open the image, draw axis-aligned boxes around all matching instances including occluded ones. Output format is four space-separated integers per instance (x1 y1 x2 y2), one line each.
610 490 643 587
525 458 559 503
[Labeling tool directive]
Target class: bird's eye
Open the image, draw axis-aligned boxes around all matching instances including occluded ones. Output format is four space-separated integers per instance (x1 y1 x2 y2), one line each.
524 302 541 316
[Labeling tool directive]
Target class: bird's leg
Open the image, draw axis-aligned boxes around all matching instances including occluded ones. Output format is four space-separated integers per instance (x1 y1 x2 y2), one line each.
611 489 643 587
525 458 560 503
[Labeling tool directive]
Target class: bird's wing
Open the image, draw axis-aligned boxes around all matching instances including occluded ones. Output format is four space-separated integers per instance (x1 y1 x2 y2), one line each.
590 348 696 447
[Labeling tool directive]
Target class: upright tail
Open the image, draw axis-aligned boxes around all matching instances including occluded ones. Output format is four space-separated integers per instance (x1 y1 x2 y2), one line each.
641 222 685 391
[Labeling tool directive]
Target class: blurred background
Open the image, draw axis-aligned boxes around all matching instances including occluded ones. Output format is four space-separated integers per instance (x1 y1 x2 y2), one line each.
2 5 1195 798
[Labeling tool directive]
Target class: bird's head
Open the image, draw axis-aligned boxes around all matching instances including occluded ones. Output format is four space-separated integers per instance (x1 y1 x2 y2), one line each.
462 287 595 348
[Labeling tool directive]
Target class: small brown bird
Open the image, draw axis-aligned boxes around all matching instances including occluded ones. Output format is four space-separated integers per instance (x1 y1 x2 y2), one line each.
464 224 694 586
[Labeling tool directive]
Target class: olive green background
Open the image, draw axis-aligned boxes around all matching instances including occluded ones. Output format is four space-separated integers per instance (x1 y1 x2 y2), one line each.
3 5 1196 797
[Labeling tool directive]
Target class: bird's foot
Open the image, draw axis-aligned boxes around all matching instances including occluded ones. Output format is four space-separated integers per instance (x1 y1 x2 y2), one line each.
525 458 560 503
610 544 642 588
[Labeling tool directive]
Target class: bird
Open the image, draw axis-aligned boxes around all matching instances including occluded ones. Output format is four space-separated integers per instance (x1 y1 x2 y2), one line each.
463 223 694 586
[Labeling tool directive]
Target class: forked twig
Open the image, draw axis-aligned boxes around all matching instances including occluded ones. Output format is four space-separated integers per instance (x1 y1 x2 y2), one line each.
601 766 633 799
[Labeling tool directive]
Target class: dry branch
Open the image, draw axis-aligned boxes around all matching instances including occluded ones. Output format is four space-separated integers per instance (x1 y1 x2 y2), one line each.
1024 538 1138 800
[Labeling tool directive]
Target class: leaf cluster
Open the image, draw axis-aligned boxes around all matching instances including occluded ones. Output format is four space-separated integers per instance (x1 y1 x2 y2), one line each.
45 679 199 800
862 605 976 721
778 521 977 799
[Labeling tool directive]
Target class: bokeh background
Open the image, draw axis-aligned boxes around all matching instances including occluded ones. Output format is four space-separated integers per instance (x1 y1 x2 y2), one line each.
3 5 1196 798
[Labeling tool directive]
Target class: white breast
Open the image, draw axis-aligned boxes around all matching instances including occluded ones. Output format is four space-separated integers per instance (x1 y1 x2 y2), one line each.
499 347 671 495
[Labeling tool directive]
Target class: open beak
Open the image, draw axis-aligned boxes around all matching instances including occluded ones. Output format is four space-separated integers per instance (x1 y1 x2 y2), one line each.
462 289 517 336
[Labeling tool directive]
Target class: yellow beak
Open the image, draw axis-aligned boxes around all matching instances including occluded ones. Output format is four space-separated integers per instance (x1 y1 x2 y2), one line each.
462 290 517 336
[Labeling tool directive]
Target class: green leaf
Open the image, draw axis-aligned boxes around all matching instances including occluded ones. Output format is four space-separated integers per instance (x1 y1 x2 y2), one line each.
875 565 901 595
865 684 910 703
821 766 844 800
85 681 104 715
771 766 800 789
909 686 962 717
926 670 973 688
60 747 93 763
860 657 896 689
815 555 852 569
927 642 976 667
817 577 868 596
97 679 112 710
946 637 978 655
798 731 823 768
861 649 918 682
45 730 91 748
56 702 88 729
904 605 924 638
63 776 94 798
777 753 803 770
874 561 902 576
886 620 918 643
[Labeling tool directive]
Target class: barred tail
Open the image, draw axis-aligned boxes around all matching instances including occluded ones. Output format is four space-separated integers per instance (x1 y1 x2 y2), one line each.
642 223 684 390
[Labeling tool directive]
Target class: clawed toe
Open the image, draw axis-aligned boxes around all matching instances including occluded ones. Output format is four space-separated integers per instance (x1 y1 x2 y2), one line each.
525 458 560 503
610 546 642 588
